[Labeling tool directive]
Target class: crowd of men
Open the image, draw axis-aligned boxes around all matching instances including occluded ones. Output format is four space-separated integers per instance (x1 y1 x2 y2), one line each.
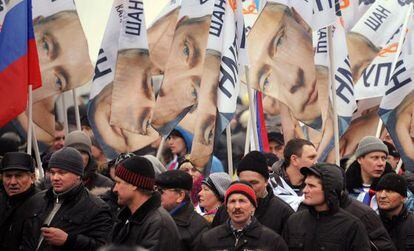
1 127 414 251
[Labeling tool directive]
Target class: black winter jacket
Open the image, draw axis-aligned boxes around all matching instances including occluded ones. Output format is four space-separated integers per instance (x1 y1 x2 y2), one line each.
341 192 396 251
197 217 288 251
0 185 39 251
20 184 113 251
212 185 293 234
380 206 414 251
171 201 209 251
283 164 371 251
83 157 114 190
111 193 181 251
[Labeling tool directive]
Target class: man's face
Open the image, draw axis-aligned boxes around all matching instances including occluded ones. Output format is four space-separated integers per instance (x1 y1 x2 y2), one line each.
303 175 325 207
33 11 93 102
2 170 34 196
198 184 220 210
152 16 211 129
226 193 255 227
168 135 187 156
49 167 80 193
376 189 405 212
110 49 155 135
387 156 400 170
158 187 182 211
90 83 159 156
238 171 267 197
249 3 320 123
53 130 65 150
358 151 387 180
269 140 284 159
292 144 317 169
346 33 378 82
113 176 136 206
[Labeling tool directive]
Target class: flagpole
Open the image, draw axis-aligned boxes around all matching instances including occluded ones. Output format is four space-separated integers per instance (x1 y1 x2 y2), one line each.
61 93 69 135
244 118 251 155
244 65 259 150
72 88 81 131
31 123 44 180
27 85 33 155
327 25 340 166
376 4 412 139
226 124 234 176
156 136 166 160
395 159 403 174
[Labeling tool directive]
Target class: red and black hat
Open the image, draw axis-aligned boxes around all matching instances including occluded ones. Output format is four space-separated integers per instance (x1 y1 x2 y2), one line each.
225 181 257 208
115 155 155 191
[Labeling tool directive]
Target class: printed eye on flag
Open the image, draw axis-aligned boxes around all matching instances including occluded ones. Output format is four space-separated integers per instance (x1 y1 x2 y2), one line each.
0 0 41 127
190 0 248 170
379 9 414 171
151 0 215 136
247 1 323 130
88 0 174 159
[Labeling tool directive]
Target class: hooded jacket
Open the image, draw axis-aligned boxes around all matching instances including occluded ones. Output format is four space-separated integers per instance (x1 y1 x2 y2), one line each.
283 163 371 251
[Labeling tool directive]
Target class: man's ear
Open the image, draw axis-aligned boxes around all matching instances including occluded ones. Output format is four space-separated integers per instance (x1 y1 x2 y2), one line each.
291 7 312 35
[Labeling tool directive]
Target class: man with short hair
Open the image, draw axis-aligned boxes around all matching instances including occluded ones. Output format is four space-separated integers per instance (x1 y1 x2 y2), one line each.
345 136 391 208
65 130 113 190
197 181 288 250
155 170 209 251
111 155 180 249
383 141 402 173
0 152 39 251
269 138 317 211
213 151 293 235
283 163 371 250
21 147 113 250
268 131 285 159
377 173 414 250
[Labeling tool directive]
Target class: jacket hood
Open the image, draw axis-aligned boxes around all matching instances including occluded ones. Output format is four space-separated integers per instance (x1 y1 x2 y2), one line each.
302 163 344 213
173 126 193 153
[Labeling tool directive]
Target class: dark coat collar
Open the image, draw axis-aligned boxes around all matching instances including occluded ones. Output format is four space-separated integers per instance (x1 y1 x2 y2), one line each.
172 201 194 226
118 192 161 225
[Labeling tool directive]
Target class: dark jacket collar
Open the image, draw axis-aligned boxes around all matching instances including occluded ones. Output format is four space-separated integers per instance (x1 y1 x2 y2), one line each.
220 217 262 239
45 183 84 203
171 201 194 226
255 186 274 216
6 185 37 205
380 205 410 230
119 192 161 224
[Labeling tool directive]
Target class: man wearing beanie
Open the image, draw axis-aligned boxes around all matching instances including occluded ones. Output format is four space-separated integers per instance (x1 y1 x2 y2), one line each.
283 163 371 250
21 147 113 250
376 173 414 250
212 151 293 235
156 170 209 251
111 156 180 250
65 130 113 191
197 181 288 250
345 136 392 209
0 152 39 251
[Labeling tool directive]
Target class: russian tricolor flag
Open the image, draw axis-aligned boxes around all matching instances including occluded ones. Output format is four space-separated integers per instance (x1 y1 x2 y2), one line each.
0 0 41 127
255 91 269 152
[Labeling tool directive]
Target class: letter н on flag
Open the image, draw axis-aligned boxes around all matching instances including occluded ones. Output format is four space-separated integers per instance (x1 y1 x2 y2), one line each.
0 0 41 127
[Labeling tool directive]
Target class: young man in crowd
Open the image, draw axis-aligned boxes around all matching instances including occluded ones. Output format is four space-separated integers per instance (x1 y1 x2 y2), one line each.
283 163 371 250
156 170 209 251
111 155 180 249
213 151 293 235
0 152 39 251
377 173 414 250
197 181 288 250
21 147 113 250
269 138 317 211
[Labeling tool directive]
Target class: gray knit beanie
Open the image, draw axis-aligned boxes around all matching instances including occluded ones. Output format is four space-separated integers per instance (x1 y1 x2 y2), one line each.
202 172 232 201
64 130 92 154
355 136 388 159
48 147 84 176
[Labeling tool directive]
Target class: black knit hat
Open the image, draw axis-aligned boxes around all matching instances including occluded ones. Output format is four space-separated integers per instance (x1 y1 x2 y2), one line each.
48 147 84 176
115 155 155 191
155 170 193 191
1 152 35 173
237 151 269 180
377 173 407 197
